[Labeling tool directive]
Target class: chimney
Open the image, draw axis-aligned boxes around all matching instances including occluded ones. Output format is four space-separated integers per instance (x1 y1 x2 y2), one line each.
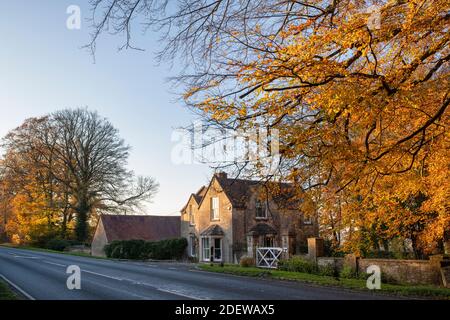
215 171 228 180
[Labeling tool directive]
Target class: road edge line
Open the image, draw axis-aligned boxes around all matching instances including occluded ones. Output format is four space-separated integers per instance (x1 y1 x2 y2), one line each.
0 274 35 300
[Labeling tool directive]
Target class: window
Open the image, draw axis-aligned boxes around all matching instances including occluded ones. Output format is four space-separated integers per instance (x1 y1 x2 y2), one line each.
247 236 254 256
213 238 222 261
256 200 267 219
189 204 195 225
210 197 219 220
304 215 313 225
189 235 197 257
202 237 210 261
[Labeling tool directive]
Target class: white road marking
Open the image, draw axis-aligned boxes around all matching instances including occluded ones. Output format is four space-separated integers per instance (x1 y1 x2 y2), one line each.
156 288 202 300
0 274 35 300
82 270 125 282
42 261 66 267
11 254 39 259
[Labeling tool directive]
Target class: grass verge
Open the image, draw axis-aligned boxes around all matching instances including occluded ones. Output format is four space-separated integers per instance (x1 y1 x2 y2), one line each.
198 264 450 299
0 243 107 260
0 279 18 300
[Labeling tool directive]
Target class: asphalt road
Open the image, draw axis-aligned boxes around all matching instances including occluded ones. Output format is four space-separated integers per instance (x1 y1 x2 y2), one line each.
0 246 393 300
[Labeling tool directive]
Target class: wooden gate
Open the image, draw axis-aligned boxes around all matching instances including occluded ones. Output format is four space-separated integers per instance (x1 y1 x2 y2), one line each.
256 247 283 269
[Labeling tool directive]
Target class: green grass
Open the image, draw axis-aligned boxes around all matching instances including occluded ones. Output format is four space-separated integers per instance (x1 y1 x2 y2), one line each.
198 264 450 299
0 243 108 260
0 279 18 300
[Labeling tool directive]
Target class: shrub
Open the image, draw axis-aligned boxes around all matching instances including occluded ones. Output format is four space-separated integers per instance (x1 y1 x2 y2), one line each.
317 264 336 277
240 256 255 268
104 238 187 260
45 238 71 251
278 256 318 274
339 265 358 279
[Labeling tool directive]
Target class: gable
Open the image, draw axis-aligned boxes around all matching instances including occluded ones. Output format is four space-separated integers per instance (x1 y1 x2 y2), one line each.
197 176 233 212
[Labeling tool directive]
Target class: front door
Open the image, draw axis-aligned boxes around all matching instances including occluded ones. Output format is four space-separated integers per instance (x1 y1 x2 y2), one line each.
213 238 222 261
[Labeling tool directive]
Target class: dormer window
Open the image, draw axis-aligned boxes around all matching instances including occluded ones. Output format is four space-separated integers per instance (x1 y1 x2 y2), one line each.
210 197 219 220
256 200 268 219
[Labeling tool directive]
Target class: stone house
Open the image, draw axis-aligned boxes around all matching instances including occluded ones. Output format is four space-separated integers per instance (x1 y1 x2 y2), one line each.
180 173 319 263
91 214 180 257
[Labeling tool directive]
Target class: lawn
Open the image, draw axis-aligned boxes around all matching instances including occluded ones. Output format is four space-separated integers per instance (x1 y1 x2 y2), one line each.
0 279 18 300
198 264 450 299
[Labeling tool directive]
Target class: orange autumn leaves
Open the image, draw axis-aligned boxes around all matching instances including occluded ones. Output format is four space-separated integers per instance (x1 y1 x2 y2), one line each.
184 0 450 254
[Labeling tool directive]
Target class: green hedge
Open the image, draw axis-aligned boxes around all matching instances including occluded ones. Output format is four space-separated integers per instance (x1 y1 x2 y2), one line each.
278 256 338 277
104 238 188 260
45 239 71 252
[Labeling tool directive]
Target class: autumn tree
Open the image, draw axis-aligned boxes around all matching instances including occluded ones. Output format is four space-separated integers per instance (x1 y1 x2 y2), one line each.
1 109 159 243
87 0 449 255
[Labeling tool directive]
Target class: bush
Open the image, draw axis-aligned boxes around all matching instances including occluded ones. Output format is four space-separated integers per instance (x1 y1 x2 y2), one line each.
45 238 70 252
104 238 188 260
278 256 341 276
278 256 318 274
339 265 358 279
240 256 255 268
317 264 336 277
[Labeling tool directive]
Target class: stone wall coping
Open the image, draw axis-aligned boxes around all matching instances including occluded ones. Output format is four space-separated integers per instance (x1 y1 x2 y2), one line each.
359 258 430 264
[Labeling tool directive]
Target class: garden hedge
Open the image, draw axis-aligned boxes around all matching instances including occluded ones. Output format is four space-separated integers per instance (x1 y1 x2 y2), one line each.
104 238 187 260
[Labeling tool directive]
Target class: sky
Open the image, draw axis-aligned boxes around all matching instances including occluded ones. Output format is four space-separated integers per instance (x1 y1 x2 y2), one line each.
0 1 213 216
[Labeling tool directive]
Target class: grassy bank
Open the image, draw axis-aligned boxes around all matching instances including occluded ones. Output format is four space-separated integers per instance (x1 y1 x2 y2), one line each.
198 264 450 299
0 279 18 300
0 243 107 260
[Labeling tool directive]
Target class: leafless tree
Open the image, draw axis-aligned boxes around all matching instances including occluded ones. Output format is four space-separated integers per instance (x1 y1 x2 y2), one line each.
1 108 158 242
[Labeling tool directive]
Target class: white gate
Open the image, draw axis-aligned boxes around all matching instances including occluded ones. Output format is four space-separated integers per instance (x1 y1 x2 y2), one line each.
256 247 283 269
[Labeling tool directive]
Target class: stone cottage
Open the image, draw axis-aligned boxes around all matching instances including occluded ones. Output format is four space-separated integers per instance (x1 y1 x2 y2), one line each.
91 214 180 257
180 173 318 263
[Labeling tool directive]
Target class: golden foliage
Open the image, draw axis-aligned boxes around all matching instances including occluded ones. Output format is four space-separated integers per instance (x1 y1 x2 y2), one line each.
184 0 450 254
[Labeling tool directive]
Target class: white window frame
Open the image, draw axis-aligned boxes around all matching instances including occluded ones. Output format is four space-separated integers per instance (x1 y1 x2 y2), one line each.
189 235 197 257
212 237 223 262
211 197 220 221
189 204 195 226
255 200 268 219
303 215 313 225
247 236 254 257
201 237 211 262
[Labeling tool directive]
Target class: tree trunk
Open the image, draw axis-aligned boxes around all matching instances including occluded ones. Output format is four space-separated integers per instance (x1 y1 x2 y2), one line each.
75 199 89 243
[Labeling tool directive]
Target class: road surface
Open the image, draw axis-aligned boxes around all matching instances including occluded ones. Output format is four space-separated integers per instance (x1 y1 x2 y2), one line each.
0 246 393 300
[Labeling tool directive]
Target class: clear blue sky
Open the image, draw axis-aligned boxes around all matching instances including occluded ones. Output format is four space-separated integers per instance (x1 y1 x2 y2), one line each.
0 1 213 215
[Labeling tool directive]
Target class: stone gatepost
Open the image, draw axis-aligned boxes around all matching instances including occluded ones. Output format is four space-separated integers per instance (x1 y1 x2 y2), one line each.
344 254 359 274
308 238 324 261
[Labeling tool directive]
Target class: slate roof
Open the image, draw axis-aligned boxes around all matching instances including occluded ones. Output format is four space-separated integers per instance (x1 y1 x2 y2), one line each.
200 224 225 236
193 186 207 204
214 174 301 210
100 214 180 242
248 223 278 236
181 186 208 212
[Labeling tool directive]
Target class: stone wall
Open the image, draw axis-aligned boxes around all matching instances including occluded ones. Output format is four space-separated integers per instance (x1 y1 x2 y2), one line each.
317 257 344 270
358 258 440 285
316 253 442 286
